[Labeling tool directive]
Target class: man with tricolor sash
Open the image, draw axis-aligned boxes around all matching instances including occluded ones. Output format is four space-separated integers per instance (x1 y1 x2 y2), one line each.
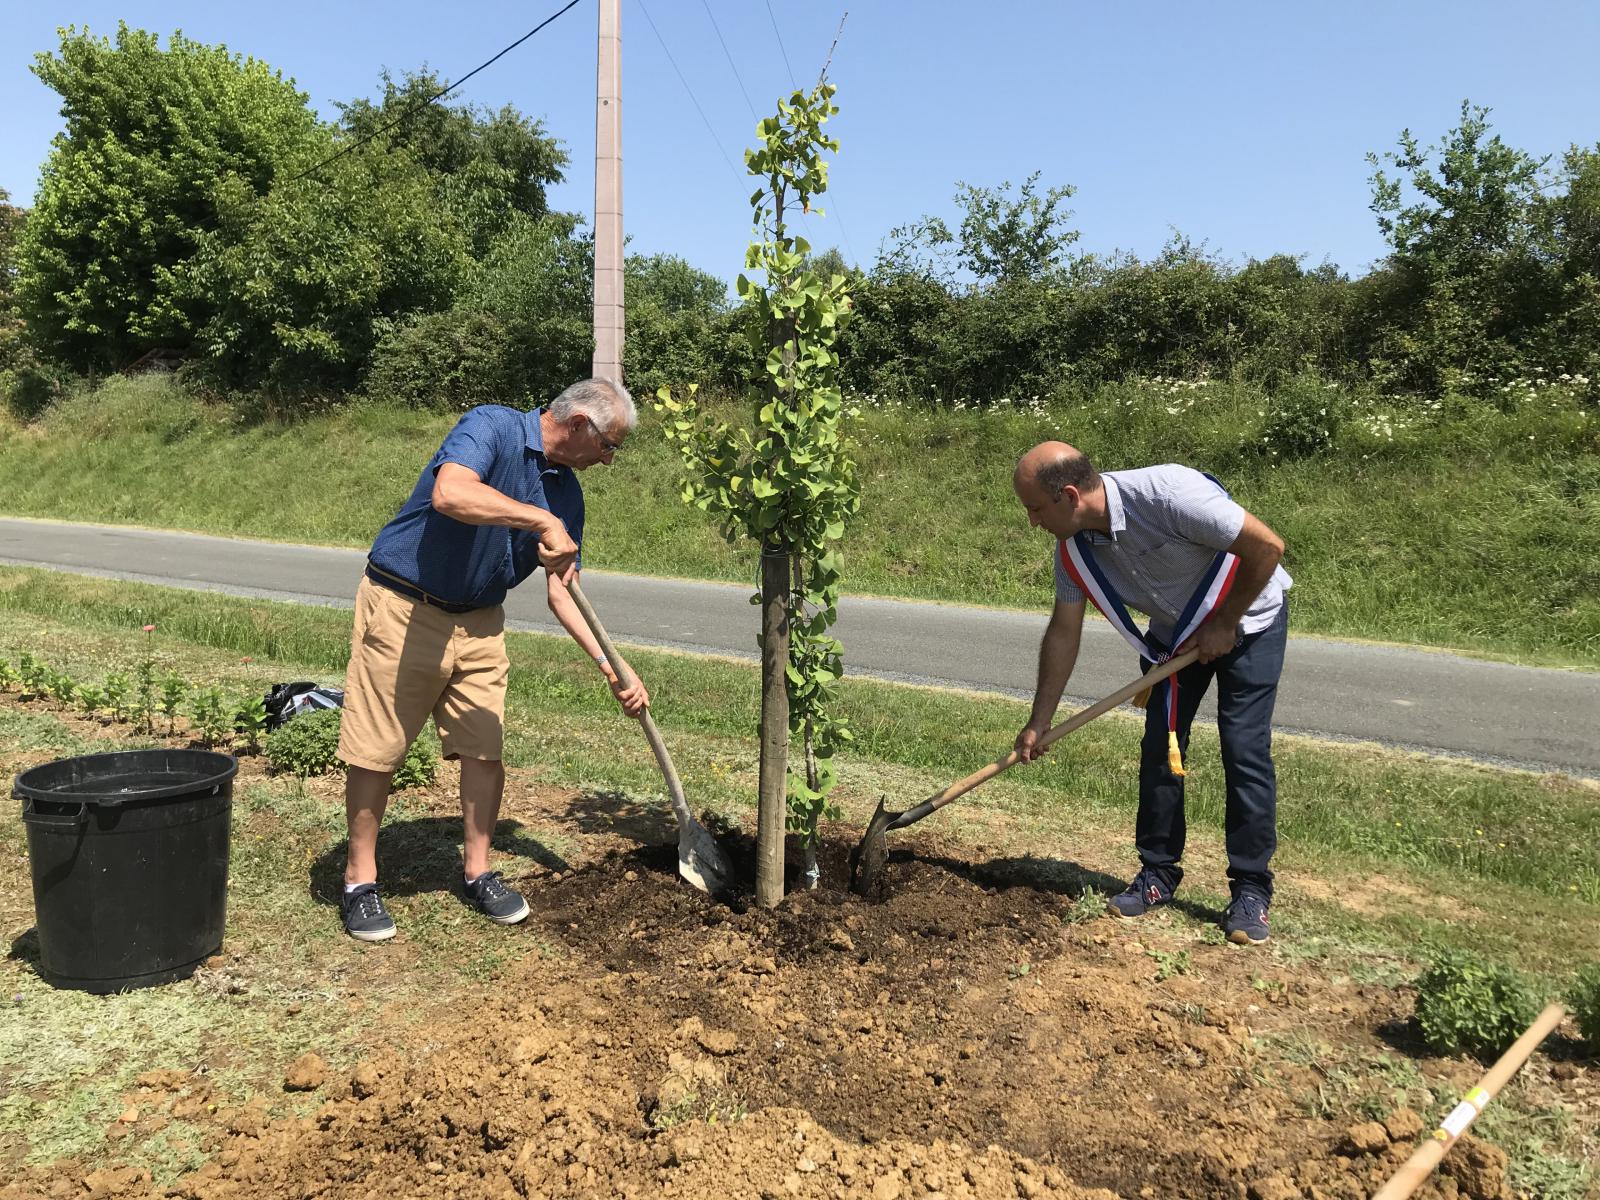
1012 442 1291 945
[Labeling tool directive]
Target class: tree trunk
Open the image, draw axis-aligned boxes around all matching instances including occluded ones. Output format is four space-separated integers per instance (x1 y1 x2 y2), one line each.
756 544 791 907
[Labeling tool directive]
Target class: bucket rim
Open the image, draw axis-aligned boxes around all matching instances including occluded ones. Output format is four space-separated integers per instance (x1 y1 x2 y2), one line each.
13 748 238 808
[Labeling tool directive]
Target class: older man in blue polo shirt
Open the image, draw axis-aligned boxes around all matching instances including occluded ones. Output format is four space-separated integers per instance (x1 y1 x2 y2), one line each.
337 378 648 941
1012 441 1291 944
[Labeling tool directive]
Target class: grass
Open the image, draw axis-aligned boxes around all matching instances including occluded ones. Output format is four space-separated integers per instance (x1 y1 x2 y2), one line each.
1 565 1596 980
0 569 1596 1182
1 373 1596 666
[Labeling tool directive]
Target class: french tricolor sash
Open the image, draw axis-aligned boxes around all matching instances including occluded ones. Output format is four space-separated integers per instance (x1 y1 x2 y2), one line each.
1058 514 1239 778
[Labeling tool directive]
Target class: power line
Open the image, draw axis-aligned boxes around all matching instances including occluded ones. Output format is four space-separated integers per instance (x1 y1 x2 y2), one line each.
634 0 743 180
700 0 759 121
763 0 798 91
288 0 584 184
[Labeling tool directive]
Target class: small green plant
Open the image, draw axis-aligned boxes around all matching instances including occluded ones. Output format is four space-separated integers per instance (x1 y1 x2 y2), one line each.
1061 890 1106 925
1568 963 1600 1051
265 708 437 792
1415 949 1543 1058
1006 961 1033 981
0 658 18 691
189 686 230 749
103 672 131 723
134 651 158 733
1149 948 1193 981
45 669 78 706
233 694 268 754
266 708 343 776
76 683 107 717
18 652 49 698
159 671 188 735
1252 975 1288 1001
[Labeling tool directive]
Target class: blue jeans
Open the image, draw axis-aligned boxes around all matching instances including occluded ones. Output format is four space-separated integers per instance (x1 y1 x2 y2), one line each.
1136 602 1287 898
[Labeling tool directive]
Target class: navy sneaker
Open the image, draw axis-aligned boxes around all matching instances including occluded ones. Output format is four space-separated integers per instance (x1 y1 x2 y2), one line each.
464 871 529 925
341 883 396 942
1223 887 1271 945
1107 866 1175 918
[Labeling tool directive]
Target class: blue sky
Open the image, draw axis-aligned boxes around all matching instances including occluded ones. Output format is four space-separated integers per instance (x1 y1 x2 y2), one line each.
3 1 1598 287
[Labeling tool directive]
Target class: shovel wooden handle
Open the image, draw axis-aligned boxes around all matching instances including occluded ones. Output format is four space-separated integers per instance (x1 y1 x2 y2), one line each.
889 648 1200 831
565 578 692 823
1372 1003 1566 1200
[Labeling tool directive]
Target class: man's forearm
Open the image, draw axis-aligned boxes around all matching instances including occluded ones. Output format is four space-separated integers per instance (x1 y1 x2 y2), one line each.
1211 553 1280 630
1211 514 1285 631
546 578 618 681
435 475 561 537
1029 626 1080 728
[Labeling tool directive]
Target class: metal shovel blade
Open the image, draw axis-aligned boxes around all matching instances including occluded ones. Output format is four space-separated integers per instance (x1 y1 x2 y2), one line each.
848 796 896 899
677 812 737 897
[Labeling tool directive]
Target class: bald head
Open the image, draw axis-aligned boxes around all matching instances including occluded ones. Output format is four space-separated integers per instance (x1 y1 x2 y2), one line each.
1015 441 1100 498
1013 441 1102 538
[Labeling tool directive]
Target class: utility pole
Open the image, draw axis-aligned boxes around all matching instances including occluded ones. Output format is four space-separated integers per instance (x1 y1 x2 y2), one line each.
592 0 623 383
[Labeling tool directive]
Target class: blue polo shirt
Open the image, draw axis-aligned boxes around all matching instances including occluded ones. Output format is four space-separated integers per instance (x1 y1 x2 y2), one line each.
368 406 584 609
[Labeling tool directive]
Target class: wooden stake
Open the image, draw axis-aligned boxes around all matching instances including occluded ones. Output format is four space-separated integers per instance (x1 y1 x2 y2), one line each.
1372 1004 1566 1200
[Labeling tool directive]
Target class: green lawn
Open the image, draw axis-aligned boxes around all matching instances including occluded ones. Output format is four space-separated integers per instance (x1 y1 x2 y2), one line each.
1 374 1596 666
2 565 1595 981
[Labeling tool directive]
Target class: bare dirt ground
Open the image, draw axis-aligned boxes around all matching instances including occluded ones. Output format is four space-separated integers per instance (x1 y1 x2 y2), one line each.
3 695 1595 1200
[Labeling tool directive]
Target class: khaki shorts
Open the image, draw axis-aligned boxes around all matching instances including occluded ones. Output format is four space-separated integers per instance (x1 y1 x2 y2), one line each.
338 576 509 772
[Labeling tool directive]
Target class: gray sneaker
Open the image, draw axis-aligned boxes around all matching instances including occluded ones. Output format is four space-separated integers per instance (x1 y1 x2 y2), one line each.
341 883 396 942
464 871 530 925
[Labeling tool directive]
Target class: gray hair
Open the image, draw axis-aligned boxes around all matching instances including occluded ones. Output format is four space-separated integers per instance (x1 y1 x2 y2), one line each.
1036 449 1100 497
549 378 637 434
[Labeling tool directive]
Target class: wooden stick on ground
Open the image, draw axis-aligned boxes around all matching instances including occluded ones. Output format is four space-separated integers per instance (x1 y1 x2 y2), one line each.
1372 1004 1566 1200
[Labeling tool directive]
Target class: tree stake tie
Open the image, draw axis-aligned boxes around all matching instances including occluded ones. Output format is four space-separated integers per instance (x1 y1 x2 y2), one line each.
1372 1003 1565 1200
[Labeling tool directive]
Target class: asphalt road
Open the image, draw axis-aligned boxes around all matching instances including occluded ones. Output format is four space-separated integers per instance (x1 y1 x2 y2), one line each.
2 517 1596 777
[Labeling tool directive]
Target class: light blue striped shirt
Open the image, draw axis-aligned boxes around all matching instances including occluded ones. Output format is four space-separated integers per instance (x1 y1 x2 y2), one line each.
1053 465 1291 645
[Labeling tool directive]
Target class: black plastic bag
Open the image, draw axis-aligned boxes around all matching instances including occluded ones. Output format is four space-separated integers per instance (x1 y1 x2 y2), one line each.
263 681 345 731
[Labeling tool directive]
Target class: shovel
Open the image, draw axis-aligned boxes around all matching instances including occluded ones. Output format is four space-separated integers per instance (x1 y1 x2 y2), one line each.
567 578 736 896
849 648 1200 897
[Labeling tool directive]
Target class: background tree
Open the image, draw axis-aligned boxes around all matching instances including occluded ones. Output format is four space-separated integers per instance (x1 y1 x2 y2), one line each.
174 145 472 395
335 69 568 259
17 24 322 369
0 188 25 372
1365 101 1555 393
876 173 1077 288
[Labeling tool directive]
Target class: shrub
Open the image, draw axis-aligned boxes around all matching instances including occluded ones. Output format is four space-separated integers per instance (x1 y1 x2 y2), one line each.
1416 949 1543 1057
265 707 343 776
1261 374 1346 459
1569 964 1600 1051
365 309 520 410
391 737 439 791
265 707 438 791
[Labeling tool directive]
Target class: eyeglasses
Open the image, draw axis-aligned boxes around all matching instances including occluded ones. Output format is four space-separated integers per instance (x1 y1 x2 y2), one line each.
585 415 623 454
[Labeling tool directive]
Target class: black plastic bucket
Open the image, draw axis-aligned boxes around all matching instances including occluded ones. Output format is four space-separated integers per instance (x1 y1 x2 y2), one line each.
16 749 237 993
